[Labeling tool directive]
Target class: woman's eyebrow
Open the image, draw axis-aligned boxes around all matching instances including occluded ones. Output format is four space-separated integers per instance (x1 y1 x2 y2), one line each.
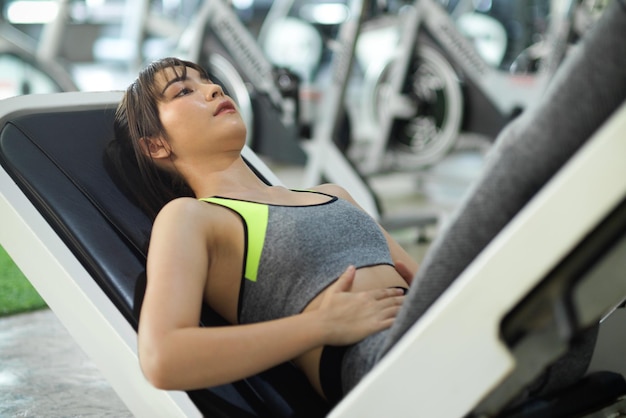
160 76 185 95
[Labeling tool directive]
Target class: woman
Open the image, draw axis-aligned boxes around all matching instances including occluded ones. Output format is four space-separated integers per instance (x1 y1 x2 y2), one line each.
107 57 419 403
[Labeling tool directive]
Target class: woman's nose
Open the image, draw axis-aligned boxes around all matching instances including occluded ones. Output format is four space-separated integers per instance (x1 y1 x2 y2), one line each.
205 84 224 100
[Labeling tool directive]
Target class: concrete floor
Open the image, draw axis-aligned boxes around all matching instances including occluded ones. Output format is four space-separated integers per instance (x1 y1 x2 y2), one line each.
0 309 132 418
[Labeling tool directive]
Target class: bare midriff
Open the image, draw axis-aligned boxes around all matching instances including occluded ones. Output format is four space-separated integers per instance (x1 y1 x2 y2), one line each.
293 263 407 398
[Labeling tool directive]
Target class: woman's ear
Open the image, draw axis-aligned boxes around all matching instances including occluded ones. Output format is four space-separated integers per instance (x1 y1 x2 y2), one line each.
139 136 171 160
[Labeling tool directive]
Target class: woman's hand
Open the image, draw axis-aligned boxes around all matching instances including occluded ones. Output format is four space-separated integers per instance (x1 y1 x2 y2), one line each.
317 265 405 346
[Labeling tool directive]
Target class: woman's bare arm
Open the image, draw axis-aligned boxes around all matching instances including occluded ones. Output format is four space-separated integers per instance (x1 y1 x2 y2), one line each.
138 197 404 391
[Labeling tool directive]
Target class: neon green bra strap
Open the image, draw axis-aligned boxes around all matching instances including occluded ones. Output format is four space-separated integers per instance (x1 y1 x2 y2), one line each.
199 197 268 282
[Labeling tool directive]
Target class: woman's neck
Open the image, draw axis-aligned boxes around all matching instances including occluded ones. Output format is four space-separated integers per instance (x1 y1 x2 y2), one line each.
186 155 272 198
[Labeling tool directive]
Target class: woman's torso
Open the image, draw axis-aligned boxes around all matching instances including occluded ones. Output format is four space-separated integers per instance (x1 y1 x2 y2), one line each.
198 187 407 395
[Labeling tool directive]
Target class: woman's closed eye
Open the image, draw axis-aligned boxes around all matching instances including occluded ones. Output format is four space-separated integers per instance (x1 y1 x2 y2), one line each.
174 87 194 98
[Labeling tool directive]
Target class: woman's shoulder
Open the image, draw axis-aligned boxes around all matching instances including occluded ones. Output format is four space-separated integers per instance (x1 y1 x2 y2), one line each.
154 197 229 226
310 183 356 204
157 197 204 216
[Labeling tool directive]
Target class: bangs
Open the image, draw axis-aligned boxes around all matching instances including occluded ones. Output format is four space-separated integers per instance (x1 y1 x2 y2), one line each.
143 57 210 98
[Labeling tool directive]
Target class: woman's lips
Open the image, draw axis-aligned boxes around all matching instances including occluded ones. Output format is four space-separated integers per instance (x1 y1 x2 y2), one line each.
214 101 236 116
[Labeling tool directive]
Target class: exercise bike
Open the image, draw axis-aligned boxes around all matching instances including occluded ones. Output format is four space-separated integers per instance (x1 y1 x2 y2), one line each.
171 0 307 165
0 0 77 98
342 0 594 173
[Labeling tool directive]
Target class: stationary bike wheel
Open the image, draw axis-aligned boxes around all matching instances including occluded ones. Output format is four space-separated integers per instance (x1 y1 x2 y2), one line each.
365 41 463 169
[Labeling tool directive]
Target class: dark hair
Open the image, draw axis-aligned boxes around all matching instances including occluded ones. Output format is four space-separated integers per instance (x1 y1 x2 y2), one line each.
105 57 211 220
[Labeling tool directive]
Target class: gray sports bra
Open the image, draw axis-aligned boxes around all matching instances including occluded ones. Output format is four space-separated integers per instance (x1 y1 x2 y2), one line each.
199 191 393 324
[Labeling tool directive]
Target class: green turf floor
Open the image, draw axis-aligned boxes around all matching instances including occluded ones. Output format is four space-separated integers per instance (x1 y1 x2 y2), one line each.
0 245 46 317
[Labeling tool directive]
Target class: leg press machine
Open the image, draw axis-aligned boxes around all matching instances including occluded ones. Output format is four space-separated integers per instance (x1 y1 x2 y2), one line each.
1 4 626 416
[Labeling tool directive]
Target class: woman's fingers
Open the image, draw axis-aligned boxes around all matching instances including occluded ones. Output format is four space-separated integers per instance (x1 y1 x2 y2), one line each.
318 266 408 346
377 295 405 319
372 287 406 300
330 265 356 293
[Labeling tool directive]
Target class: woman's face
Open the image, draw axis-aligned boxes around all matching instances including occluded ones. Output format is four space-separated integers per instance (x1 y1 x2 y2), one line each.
153 65 247 162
